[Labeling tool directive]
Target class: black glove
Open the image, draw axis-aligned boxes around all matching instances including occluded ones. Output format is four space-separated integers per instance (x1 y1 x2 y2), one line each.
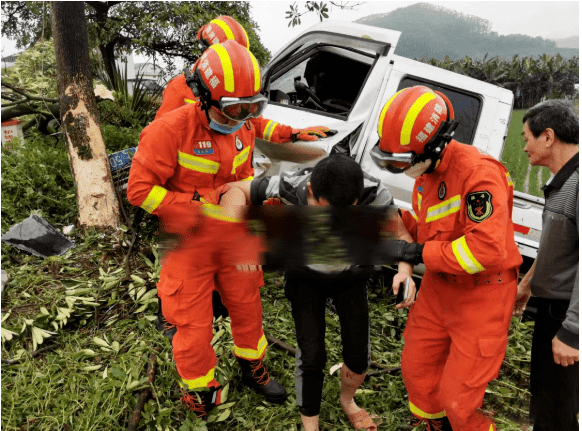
395 240 424 265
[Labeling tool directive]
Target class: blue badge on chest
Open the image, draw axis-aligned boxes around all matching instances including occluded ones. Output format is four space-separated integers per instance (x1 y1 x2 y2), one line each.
193 148 214 155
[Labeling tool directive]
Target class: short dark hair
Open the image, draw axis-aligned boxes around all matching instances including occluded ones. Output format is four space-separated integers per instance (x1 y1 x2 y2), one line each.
310 154 364 205
523 99 579 145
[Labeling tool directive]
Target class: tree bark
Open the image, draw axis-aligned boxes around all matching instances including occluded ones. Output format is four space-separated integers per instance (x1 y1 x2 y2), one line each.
51 1 119 228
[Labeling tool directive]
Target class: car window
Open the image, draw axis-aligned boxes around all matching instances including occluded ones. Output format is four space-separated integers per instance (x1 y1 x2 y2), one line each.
267 46 373 117
397 77 481 145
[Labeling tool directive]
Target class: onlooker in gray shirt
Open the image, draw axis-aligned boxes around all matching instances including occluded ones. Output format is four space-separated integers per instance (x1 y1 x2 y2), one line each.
514 99 579 431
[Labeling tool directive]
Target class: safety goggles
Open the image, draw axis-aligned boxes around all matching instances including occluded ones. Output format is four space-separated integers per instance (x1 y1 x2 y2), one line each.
210 94 268 122
369 143 418 174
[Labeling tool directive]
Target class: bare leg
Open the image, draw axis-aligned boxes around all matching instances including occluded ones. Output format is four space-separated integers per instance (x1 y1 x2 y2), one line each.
301 414 319 431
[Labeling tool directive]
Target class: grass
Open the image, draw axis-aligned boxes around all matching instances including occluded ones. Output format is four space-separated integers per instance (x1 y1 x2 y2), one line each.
1 229 534 430
502 99 578 199
501 109 552 199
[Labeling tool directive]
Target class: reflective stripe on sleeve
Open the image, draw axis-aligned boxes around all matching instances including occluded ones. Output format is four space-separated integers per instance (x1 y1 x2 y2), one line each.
409 402 447 419
234 334 268 360
410 208 418 221
201 204 241 223
178 150 220 174
140 185 168 214
231 146 251 174
262 120 278 141
506 172 514 187
241 176 254 181
425 195 461 222
184 98 196 104
180 367 215 390
451 235 486 274
417 193 422 211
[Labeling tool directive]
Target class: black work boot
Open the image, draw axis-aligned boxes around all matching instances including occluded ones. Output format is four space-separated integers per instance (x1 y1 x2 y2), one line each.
422 416 453 431
237 357 287 403
180 386 223 419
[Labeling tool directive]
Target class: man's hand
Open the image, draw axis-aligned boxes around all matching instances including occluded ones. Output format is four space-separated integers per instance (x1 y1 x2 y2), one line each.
552 336 579 367
513 279 532 316
236 265 262 273
392 271 416 310
201 184 231 205
291 126 330 142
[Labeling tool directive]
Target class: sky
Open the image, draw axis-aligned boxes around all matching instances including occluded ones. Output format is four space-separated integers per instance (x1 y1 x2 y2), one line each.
1 1 579 64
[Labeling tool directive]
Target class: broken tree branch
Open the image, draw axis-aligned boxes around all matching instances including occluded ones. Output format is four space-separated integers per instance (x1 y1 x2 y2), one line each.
1 81 60 103
127 347 160 431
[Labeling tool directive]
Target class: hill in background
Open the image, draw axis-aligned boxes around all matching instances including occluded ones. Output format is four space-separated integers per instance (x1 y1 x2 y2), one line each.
553 35 579 49
355 3 579 61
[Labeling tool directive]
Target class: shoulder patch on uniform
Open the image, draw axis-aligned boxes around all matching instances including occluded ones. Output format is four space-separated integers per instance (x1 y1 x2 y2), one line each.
466 191 493 223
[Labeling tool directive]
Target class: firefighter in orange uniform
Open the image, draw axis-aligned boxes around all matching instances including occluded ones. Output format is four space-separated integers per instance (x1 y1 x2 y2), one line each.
370 86 522 430
127 40 286 418
154 15 330 143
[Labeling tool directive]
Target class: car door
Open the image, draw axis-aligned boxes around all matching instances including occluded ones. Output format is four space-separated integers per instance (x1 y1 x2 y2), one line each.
254 21 401 178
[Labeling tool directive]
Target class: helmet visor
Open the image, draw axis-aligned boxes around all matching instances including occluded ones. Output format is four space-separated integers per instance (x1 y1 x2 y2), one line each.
216 95 268 122
370 144 416 174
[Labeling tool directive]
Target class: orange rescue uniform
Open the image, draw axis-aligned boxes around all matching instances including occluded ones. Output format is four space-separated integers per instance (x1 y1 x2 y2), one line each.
127 103 268 390
400 140 522 430
154 66 293 143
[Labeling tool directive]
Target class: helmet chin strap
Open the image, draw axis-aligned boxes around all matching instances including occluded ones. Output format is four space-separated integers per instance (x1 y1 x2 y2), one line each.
416 118 459 174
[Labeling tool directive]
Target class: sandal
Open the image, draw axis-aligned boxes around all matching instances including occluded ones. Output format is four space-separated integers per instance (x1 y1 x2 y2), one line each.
346 409 378 431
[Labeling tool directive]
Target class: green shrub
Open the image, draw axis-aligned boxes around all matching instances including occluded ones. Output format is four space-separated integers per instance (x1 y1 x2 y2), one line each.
101 124 142 153
1 132 76 233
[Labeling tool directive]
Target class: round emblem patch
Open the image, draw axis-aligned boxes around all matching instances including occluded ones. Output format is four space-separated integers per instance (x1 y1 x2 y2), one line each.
438 182 446 200
235 136 243 151
466 191 493 223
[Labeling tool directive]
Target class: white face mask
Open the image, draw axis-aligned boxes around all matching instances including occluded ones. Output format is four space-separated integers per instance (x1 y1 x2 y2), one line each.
404 159 432 179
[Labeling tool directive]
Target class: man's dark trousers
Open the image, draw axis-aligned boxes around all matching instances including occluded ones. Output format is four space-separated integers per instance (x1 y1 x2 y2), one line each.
284 268 371 417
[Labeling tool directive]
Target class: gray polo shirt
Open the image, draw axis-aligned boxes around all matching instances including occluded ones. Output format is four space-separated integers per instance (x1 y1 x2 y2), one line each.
530 154 579 348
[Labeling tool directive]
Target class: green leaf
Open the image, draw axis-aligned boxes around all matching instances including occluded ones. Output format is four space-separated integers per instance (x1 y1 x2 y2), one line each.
93 336 111 348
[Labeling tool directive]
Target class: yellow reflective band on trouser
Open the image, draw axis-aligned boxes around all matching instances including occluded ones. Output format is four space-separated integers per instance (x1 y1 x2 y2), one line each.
247 49 261 92
506 172 514 187
241 176 254 181
409 402 447 419
451 235 486 274
140 185 168 214
426 195 461 222
401 92 436 146
263 120 278 141
201 204 242 223
178 150 220 174
378 89 405 138
234 334 268 360
231 146 251 174
211 18 235 41
489 425 495 431
184 98 196 104
180 367 215 391
209 44 234 93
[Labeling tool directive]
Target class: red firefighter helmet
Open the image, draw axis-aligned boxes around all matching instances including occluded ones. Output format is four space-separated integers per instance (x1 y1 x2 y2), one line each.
197 16 250 50
194 40 267 122
370 86 458 173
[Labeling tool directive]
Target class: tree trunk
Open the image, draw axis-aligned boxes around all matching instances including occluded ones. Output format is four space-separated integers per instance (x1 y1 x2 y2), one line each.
51 1 119 228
